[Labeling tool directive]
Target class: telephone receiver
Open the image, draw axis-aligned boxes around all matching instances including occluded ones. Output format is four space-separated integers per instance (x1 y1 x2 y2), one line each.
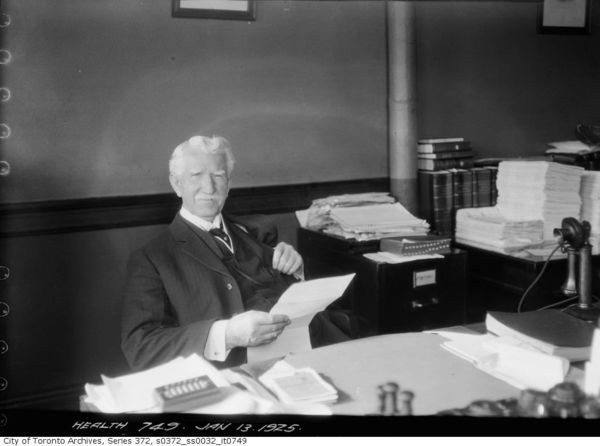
553 217 591 251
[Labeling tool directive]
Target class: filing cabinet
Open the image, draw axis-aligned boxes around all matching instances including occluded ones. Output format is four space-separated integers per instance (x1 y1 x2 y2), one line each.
297 228 468 336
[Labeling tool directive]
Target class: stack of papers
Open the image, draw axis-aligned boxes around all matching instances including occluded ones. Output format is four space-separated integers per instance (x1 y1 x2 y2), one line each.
455 206 544 253
584 329 600 395
429 328 569 391
580 171 600 254
296 192 395 229
309 192 396 208
83 354 274 414
296 194 429 241
259 361 338 405
326 203 429 241
495 161 584 240
546 140 598 155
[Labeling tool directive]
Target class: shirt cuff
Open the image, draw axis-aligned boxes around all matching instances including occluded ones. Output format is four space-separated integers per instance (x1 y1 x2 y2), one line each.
204 319 232 362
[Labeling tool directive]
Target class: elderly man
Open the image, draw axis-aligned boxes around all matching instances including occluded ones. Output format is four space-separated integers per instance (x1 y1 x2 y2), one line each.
121 135 348 371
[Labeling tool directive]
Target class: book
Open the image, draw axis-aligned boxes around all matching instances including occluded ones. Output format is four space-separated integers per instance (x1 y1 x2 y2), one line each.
418 157 474 171
418 170 453 236
380 235 452 256
485 310 596 362
417 141 471 154
418 137 465 144
450 169 473 234
451 169 473 210
471 167 492 208
418 150 474 160
488 166 499 205
548 152 600 170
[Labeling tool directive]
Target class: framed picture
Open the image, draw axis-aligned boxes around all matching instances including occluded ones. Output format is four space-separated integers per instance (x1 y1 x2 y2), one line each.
538 0 592 34
172 0 256 21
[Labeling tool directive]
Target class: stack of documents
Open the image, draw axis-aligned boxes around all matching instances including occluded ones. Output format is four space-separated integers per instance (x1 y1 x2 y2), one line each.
259 361 338 406
327 203 429 241
495 161 584 240
83 354 274 414
429 327 570 392
309 192 396 208
580 171 600 254
546 140 597 155
454 206 544 253
584 329 600 396
296 193 429 241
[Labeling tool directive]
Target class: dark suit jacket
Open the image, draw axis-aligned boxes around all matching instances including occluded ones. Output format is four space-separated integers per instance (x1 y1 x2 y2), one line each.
121 213 294 371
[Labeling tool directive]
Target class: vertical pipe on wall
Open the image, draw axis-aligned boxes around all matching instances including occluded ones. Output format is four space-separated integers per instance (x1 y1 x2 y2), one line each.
387 1 418 213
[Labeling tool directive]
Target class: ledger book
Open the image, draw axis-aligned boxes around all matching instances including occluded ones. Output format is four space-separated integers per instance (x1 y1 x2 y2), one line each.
485 309 595 362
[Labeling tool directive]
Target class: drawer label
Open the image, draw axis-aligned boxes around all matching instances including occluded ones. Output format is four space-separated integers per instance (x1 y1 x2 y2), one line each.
413 269 436 287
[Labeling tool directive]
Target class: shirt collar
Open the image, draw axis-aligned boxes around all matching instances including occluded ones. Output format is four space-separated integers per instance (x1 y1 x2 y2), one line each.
179 207 224 232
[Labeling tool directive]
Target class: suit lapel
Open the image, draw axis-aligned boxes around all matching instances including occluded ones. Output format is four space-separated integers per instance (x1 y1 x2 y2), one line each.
169 214 231 277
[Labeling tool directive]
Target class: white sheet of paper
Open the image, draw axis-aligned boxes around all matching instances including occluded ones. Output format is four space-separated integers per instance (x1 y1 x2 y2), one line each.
100 354 229 413
248 326 312 363
247 273 355 363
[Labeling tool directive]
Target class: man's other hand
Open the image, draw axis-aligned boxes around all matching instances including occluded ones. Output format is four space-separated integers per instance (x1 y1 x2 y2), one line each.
225 311 291 349
272 242 303 276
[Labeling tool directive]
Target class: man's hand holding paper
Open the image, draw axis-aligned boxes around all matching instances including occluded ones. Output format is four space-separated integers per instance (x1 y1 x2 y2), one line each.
248 273 355 362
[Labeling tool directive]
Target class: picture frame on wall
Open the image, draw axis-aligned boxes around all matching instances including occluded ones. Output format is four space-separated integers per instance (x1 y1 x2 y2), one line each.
538 0 592 34
172 0 256 21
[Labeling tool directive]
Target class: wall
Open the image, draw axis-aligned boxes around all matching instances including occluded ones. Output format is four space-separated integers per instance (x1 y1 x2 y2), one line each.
1 0 388 204
415 1 600 158
0 1 389 408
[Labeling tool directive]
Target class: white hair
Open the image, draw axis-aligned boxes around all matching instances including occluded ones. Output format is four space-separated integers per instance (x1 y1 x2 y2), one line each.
169 135 235 178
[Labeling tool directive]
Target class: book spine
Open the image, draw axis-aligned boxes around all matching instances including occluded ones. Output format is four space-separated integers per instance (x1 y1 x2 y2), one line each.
418 171 453 236
452 170 473 233
418 157 474 171
418 150 473 160
489 167 499 205
417 141 471 154
472 168 492 208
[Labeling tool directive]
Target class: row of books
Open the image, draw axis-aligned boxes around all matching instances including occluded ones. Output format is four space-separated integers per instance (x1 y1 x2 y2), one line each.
418 137 474 171
418 167 498 236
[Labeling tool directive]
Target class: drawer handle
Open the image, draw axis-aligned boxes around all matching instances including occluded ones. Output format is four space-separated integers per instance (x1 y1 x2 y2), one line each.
410 296 439 309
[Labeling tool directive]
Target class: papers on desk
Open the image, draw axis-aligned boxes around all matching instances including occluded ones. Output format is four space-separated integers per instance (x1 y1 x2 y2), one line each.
297 193 429 241
546 140 597 155
581 171 600 255
247 274 355 363
84 354 336 415
83 354 274 414
496 161 583 240
258 360 338 406
429 328 569 391
455 206 544 254
584 329 600 395
363 251 444 264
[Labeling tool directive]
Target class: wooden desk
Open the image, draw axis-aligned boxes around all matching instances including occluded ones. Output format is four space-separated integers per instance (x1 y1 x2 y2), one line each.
285 332 584 415
455 243 600 322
